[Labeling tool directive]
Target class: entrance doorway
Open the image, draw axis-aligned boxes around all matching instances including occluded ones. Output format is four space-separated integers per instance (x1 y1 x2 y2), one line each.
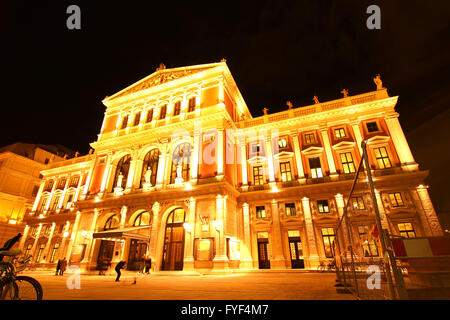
127 239 148 271
289 237 304 269
257 232 271 269
98 240 115 267
161 208 186 271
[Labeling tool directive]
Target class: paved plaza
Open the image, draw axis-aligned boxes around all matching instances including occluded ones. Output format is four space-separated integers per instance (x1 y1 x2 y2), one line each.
21 270 355 300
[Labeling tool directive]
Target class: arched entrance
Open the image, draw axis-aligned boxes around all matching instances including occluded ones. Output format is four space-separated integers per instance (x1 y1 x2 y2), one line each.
161 208 186 270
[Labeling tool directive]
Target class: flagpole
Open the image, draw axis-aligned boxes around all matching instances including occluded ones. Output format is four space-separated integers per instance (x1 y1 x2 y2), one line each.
361 140 397 299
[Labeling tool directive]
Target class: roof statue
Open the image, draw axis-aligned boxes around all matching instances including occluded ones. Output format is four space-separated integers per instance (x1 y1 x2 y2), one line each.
313 95 320 104
220 58 227 63
373 74 383 90
263 107 268 115
156 63 166 71
286 101 293 109
341 89 349 98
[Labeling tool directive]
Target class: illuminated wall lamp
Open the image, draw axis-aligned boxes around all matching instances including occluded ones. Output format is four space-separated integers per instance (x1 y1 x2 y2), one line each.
212 220 222 231
183 222 192 233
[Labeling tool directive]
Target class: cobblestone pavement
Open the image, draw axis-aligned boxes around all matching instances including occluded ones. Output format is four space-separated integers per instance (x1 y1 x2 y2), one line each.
21 270 355 300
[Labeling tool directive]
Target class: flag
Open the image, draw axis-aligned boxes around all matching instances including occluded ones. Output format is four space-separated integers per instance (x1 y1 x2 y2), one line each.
371 224 379 238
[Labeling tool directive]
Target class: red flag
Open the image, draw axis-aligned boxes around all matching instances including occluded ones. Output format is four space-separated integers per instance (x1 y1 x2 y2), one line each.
371 224 379 238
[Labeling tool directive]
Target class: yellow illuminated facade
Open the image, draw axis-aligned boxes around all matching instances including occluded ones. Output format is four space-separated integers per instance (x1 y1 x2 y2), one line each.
20 62 443 271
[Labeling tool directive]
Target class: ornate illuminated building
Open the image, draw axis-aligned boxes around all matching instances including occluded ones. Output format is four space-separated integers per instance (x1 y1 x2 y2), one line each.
19 61 443 272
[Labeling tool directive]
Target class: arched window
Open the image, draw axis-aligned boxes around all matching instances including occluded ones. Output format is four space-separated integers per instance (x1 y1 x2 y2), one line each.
104 215 120 231
140 149 160 188
111 155 131 191
133 211 151 226
170 143 191 184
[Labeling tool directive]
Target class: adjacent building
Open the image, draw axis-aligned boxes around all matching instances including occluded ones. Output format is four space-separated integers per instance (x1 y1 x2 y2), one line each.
20 61 443 272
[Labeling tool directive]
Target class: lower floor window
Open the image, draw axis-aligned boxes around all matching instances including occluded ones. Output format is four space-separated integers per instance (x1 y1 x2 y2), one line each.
321 228 335 258
358 226 379 257
398 222 416 238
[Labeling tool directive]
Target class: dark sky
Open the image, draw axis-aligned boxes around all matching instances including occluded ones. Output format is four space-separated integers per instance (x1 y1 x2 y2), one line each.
2 0 450 154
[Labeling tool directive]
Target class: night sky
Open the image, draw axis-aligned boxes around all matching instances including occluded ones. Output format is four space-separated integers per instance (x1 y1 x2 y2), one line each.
2 1 450 155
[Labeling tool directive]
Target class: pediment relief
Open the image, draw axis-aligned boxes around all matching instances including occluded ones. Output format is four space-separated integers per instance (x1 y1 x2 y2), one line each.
302 146 324 155
332 141 356 151
367 135 390 144
274 151 294 160
248 155 266 164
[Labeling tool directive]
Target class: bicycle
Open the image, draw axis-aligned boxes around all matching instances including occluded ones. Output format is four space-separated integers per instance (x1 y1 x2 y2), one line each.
0 234 43 300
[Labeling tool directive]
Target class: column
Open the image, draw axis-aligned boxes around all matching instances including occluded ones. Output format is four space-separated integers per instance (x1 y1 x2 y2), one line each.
59 221 71 260
270 199 287 269
213 195 228 269
265 135 275 182
120 206 127 228
351 120 364 158
57 177 70 210
416 185 443 236
73 172 86 202
156 140 168 187
239 135 248 189
81 162 95 199
217 129 224 177
45 180 58 212
149 202 160 270
385 113 418 171
133 159 144 188
82 209 99 264
320 127 338 180
291 132 305 182
125 158 138 192
99 154 113 194
190 130 201 181
41 223 56 263
19 225 30 251
301 197 320 268
66 212 81 261
30 224 43 259
32 182 46 212
183 197 196 270
240 203 253 269
335 193 354 254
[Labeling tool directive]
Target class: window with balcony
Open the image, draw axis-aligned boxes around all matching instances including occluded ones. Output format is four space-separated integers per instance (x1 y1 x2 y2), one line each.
308 157 323 178
340 152 356 174
146 109 153 123
38 197 48 212
188 97 196 112
69 175 79 187
397 223 416 238
159 105 167 120
317 200 330 213
133 112 141 126
389 192 404 207
280 161 293 182
256 206 266 219
50 195 61 211
253 166 264 185
173 101 181 116
373 146 392 169
285 203 296 216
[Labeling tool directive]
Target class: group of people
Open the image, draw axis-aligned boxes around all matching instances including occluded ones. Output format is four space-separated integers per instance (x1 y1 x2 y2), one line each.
55 257 68 275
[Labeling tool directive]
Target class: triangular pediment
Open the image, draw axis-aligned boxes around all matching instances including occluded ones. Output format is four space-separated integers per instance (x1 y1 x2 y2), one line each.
104 62 222 102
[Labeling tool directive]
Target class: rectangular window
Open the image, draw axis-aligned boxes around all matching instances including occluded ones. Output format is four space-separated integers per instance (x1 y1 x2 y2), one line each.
49 243 59 263
38 197 48 212
36 244 45 262
133 112 141 126
31 185 39 197
389 192 404 207
321 228 335 258
57 178 66 190
334 127 346 139
51 195 60 211
173 101 181 116
70 175 79 187
45 180 54 192
285 203 296 216
188 97 196 112
398 223 416 238
304 132 316 144
256 206 266 219
309 157 323 178
146 109 153 123
317 200 330 213
121 115 128 129
65 193 74 209
25 244 32 257
366 121 379 133
373 147 392 169
253 166 264 185
358 226 379 257
340 152 356 174
159 105 167 120
280 161 292 182
251 143 261 154
352 197 366 210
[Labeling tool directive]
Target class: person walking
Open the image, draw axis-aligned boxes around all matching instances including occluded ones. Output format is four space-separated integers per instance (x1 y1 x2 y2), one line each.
55 259 61 275
144 256 152 274
60 257 67 275
115 260 126 282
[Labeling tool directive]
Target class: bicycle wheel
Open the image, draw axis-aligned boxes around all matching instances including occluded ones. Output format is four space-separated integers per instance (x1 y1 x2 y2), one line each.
14 276 43 300
0 278 18 300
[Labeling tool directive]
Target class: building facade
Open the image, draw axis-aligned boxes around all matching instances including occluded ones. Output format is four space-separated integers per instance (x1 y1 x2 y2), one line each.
20 62 443 272
0 143 69 247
